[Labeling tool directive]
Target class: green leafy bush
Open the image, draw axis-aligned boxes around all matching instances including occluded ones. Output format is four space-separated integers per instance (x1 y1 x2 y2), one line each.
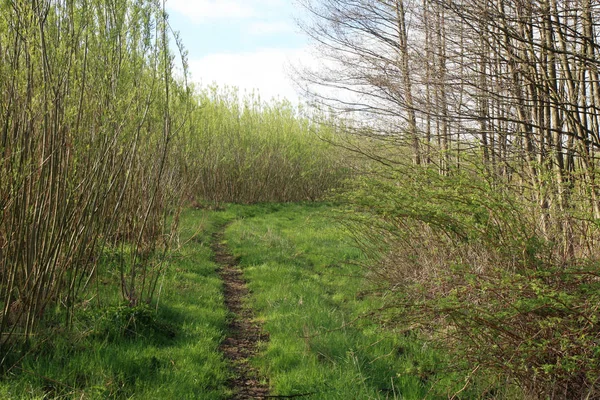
342 162 600 398
179 86 349 204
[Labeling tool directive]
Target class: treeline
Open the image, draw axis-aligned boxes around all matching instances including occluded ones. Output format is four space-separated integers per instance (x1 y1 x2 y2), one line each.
300 0 600 398
301 0 600 225
181 87 347 204
0 0 184 355
0 0 344 364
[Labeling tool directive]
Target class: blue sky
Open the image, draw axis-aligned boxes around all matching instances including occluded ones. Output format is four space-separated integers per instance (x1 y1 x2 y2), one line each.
166 0 313 102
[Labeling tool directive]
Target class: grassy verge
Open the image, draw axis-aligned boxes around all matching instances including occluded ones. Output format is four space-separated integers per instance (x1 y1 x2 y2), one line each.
224 202 468 399
0 209 231 400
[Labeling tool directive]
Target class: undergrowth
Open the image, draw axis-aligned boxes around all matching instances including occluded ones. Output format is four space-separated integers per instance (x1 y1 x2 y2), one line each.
341 163 600 399
0 210 231 399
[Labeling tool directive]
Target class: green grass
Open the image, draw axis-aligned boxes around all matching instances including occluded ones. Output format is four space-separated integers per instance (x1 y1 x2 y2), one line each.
224 202 467 399
0 209 232 399
1 202 477 399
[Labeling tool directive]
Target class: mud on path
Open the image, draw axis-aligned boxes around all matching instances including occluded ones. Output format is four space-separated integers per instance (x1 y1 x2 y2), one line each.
212 226 270 399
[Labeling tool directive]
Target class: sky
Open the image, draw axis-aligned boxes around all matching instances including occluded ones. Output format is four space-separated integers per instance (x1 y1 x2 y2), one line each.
166 0 313 103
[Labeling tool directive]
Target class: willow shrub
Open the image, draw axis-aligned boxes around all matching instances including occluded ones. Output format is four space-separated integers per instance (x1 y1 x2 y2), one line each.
0 0 191 359
341 160 600 399
179 86 348 204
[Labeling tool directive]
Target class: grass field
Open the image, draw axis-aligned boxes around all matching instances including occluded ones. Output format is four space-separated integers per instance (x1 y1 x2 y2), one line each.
0 203 470 399
224 203 467 399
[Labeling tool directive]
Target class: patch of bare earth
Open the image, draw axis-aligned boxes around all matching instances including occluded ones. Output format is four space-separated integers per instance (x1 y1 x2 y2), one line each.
212 227 270 399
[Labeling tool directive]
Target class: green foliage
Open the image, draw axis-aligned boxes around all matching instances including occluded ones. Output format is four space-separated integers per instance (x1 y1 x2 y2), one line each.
0 0 193 352
0 0 347 366
341 160 600 398
0 208 230 399
179 86 349 204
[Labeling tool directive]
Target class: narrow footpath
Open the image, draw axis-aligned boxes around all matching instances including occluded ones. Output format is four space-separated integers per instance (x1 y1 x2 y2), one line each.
212 225 270 399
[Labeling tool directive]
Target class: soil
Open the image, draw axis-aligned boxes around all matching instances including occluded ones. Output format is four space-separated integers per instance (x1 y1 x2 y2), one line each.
212 226 270 399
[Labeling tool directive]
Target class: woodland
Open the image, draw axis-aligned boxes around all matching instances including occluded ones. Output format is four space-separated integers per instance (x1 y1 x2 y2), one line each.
1 0 600 399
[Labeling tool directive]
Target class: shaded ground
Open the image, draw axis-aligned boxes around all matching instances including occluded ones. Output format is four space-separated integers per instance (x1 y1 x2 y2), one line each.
212 226 270 399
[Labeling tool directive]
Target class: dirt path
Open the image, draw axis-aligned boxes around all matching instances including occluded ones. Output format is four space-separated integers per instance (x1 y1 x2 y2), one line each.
212 226 270 399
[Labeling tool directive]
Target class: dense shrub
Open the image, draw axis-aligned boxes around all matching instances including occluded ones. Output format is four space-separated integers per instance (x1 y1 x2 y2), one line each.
179 86 349 204
0 0 189 352
342 161 600 398
0 1 345 360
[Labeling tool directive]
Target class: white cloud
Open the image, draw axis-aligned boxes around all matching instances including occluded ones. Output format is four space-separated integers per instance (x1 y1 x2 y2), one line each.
248 21 295 36
167 0 256 21
188 48 316 103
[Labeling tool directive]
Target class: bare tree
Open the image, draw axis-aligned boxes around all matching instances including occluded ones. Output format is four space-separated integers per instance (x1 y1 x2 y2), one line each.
298 0 600 254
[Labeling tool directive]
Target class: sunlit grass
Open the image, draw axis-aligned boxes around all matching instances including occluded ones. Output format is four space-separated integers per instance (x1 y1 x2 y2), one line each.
0 203 483 399
225 203 467 399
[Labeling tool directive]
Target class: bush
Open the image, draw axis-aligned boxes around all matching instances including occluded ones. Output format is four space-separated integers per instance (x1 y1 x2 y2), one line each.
342 162 600 398
179 86 349 204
